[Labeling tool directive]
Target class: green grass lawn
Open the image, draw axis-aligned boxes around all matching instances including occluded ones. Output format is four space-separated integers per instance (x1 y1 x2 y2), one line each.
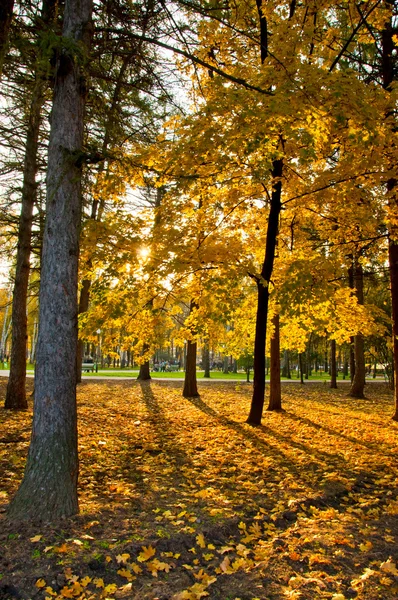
19 364 385 381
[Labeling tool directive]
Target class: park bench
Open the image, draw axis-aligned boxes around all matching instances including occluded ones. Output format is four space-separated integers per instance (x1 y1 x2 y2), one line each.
167 364 180 371
82 362 97 372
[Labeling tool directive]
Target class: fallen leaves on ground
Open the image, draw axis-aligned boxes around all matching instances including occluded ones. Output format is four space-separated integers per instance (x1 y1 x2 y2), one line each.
1 379 398 599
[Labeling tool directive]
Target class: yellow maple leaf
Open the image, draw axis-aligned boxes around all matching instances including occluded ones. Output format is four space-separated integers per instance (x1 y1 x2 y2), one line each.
117 568 134 581
380 559 398 576
137 545 156 562
45 587 57 597
359 541 373 552
104 583 118 593
35 579 46 588
196 533 206 548
30 535 42 543
203 553 214 560
60 587 74 599
116 553 130 564
130 562 142 574
93 577 105 588
80 576 92 587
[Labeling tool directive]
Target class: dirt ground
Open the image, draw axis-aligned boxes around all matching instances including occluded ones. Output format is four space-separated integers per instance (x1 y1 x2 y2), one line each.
0 379 398 600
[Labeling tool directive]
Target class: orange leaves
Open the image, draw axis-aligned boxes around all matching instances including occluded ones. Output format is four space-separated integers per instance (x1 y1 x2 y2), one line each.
4 381 398 600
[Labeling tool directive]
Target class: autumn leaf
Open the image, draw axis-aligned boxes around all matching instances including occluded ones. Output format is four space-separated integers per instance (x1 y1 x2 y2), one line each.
116 553 130 564
30 535 42 543
117 567 135 581
137 545 156 562
380 559 398 576
35 579 46 588
196 533 206 548
359 541 373 552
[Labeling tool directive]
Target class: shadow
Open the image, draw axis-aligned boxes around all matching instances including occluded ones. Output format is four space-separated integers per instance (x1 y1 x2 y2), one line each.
184 394 378 494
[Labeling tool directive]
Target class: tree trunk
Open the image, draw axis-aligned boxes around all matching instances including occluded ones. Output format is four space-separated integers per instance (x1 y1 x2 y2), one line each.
0 0 14 76
183 339 199 397
137 344 151 380
137 360 151 380
330 339 337 388
8 0 93 522
299 353 304 384
349 261 366 399
281 349 291 378
76 276 91 383
5 0 57 408
203 343 210 378
247 158 283 425
5 85 46 409
381 9 398 419
268 313 282 410
222 355 229 374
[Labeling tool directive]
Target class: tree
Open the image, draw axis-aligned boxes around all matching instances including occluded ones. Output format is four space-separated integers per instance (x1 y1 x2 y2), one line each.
8 0 94 521
0 0 14 75
268 312 282 410
5 0 58 410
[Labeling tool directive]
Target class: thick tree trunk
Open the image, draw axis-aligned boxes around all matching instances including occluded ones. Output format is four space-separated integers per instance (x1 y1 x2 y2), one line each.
330 339 337 388
183 339 199 397
5 85 45 409
247 158 283 425
8 0 93 522
349 261 366 398
203 343 210 378
267 313 282 410
137 360 151 380
0 0 14 75
136 344 151 380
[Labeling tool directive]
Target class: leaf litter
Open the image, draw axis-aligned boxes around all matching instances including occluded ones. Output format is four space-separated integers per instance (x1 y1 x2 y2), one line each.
0 379 398 599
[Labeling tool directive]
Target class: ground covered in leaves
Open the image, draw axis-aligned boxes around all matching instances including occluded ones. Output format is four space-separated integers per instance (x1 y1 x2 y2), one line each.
1 379 398 600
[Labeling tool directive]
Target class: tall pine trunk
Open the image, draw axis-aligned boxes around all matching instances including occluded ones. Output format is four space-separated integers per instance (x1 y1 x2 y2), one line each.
5 85 45 409
5 0 57 409
267 312 281 410
247 158 283 425
8 0 93 521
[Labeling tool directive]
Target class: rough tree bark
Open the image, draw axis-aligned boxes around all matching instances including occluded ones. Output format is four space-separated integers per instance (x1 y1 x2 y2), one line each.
8 0 93 521
267 312 282 411
247 158 283 425
330 339 337 389
4 85 45 409
349 260 366 398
